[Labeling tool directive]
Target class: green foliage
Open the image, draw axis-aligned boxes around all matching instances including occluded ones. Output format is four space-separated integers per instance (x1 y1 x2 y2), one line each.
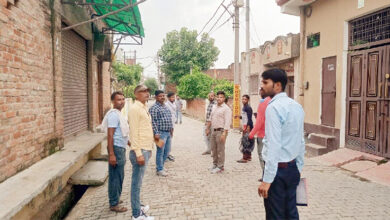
159 27 220 84
213 79 234 98
177 69 213 99
112 62 143 86
122 84 136 100
144 78 159 95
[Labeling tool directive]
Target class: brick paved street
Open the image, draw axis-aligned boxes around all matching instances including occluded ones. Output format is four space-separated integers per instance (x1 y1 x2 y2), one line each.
66 116 390 220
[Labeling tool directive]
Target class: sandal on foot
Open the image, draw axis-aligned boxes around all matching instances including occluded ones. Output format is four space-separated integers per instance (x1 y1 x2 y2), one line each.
110 205 128 212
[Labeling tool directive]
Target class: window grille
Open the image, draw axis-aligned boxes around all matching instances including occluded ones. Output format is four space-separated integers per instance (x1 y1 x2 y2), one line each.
349 7 390 46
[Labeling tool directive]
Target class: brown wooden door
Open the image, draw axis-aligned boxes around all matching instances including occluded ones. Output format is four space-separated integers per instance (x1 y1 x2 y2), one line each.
286 76 294 99
322 56 336 127
381 46 390 158
346 46 386 156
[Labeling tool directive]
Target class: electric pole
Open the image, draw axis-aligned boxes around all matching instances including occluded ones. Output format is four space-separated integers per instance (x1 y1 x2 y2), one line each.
245 0 250 95
233 2 240 85
233 0 244 128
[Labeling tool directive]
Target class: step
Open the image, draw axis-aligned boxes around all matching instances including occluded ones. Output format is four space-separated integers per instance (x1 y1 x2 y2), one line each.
305 143 329 157
308 133 337 150
69 161 108 186
0 132 106 220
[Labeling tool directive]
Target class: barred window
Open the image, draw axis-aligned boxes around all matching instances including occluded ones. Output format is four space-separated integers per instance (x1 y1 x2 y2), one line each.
349 7 390 47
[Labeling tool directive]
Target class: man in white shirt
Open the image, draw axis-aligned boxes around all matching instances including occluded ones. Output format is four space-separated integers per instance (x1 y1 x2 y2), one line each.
165 92 177 162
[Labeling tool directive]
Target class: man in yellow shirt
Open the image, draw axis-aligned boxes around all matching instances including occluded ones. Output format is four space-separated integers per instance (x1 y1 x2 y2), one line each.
128 85 155 220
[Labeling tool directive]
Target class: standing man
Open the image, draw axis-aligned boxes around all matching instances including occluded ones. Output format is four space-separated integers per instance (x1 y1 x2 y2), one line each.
149 90 173 177
128 85 154 220
249 89 271 181
237 95 254 163
102 91 129 213
175 95 183 124
257 69 305 220
206 91 232 174
165 92 177 162
202 92 216 155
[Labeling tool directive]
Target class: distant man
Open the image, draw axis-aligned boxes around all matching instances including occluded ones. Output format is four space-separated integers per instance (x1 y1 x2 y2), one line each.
202 92 216 155
257 69 305 220
237 95 254 163
165 92 177 162
149 90 173 177
101 91 129 213
128 85 154 220
175 95 183 124
249 89 271 181
206 91 232 174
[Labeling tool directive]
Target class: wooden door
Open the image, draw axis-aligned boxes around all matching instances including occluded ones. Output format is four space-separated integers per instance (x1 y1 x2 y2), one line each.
322 56 336 127
346 46 386 156
381 46 390 158
286 76 294 99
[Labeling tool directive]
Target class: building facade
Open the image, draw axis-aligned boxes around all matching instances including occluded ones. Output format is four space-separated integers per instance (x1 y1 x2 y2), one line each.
277 0 390 158
0 0 112 182
240 33 300 108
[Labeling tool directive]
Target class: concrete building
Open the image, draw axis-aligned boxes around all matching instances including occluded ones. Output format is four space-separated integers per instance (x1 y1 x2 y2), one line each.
240 33 300 108
277 0 390 158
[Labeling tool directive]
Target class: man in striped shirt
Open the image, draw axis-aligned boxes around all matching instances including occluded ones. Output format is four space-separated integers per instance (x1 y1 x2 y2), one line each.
202 92 216 155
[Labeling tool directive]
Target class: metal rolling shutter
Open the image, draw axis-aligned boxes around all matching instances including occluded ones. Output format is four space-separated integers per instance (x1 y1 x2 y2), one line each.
62 30 88 137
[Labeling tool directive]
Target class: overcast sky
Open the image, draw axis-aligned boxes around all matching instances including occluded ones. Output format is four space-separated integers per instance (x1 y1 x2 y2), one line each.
118 0 300 78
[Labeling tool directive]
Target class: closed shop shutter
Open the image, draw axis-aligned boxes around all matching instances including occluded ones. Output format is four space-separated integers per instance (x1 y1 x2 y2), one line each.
61 30 88 137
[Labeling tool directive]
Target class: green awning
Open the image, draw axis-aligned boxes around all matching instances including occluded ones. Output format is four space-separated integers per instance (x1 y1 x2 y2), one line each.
86 0 145 37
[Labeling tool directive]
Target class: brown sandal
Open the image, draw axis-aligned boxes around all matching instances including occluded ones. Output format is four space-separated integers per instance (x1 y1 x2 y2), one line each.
110 205 128 212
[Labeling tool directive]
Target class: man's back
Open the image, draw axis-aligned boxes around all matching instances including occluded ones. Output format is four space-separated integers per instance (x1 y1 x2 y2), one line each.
263 92 305 183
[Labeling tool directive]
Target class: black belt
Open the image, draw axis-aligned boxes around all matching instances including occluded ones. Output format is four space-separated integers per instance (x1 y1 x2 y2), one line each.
278 159 296 168
213 128 224 131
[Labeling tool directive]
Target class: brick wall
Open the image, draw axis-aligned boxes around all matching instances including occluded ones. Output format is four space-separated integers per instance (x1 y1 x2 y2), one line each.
102 62 112 116
184 99 206 121
0 0 61 182
0 0 112 182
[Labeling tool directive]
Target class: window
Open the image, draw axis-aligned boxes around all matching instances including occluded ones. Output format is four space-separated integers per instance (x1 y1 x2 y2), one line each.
349 7 390 47
307 33 320 49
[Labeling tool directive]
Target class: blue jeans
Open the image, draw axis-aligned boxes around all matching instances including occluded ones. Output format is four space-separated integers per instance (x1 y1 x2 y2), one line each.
130 149 151 218
264 162 300 220
156 131 171 172
108 146 126 207
176 110 182 123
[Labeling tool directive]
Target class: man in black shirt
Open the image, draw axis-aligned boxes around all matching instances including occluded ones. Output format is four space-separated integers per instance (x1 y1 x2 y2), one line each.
237 95 254 163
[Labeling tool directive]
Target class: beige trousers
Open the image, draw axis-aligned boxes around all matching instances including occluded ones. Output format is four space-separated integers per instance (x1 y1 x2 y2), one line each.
210 130 226 168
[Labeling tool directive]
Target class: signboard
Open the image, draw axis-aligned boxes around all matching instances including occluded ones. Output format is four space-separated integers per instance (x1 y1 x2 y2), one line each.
233 84 241 128
358 0 364 9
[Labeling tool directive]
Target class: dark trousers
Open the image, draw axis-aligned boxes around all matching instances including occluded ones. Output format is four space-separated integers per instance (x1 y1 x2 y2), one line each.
108 147 126 207
264 162 300 220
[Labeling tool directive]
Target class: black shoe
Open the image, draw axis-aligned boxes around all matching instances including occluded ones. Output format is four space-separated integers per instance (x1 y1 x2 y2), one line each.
167 155 175 162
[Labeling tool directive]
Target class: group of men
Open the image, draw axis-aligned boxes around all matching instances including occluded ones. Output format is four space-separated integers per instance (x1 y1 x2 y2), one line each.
103 86 183 220
202 69 305 220
103 68 305 220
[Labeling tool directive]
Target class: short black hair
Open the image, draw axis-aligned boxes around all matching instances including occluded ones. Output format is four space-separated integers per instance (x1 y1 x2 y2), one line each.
261 68 287 91
242 94 250 99
155 90 164 97
167 92 175 98
111 91 124 101
216 91 226 97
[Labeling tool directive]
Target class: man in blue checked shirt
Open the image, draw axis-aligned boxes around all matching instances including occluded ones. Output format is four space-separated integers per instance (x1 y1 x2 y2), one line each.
149 90 173 177
257 68 305 220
